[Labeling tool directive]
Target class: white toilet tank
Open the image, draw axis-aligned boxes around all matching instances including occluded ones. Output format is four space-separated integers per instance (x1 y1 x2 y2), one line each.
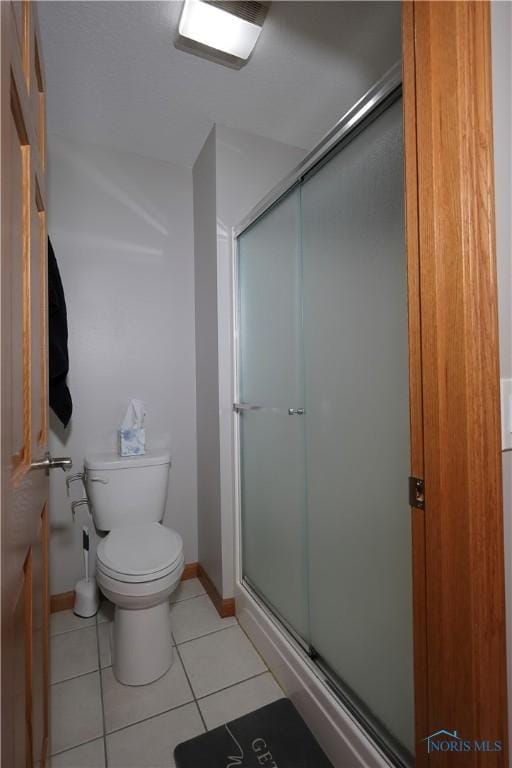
84 450 171 531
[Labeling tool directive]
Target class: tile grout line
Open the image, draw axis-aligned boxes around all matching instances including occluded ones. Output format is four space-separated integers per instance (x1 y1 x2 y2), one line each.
102 667 282 741
50 617 255 702
50 651 275 733
50 622 96 639
173 634 209 733
171 592 207 606
49 675 105 756
50 598 280 757
235 622 286 699
51 734 106 758
58 651 280 749
174 620 239 648
51 588 208 638
50 622 237 687
95 616 109 768
103 668 276 739
195 670 272 703
49 623 99 685
105 700 196 738
237 620 276 668
51 667 102 687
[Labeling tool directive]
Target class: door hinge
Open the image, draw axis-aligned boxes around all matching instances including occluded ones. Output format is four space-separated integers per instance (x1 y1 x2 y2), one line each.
409 476 425 510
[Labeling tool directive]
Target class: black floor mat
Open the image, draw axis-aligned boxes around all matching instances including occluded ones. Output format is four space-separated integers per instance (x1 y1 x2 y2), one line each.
174 697 334 767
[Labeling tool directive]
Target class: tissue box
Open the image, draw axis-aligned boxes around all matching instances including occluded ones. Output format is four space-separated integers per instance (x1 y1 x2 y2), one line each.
118 427 146 456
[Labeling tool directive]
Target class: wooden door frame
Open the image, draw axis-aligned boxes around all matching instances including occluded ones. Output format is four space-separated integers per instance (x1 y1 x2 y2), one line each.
403 1 508 764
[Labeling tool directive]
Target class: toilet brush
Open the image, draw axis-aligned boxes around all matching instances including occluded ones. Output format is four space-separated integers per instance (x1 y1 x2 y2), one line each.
74 526 99 618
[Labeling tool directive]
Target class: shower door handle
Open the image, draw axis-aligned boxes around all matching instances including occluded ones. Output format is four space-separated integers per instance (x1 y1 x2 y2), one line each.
233 403 262 413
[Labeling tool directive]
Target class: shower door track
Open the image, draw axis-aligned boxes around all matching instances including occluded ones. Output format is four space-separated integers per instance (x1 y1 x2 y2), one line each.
233 62 402 240
241 575 413 768
317 659 413 768
242 576 312 656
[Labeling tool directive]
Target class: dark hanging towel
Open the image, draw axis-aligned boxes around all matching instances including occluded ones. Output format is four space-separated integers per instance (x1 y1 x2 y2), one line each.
48 237 72 426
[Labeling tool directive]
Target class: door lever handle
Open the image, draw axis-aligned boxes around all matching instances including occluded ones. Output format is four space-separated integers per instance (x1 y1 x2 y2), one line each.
31 451 73 475
288 408 305 415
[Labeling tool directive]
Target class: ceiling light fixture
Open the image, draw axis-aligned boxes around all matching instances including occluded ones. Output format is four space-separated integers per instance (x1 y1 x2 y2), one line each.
175 0 269 69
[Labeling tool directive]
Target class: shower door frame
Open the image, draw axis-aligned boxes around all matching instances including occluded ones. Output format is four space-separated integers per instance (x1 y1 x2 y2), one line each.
233 63 412 767
232 67 412 768
232 2 507 765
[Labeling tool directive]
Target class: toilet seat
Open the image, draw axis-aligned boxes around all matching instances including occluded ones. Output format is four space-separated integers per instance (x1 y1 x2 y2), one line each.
97 523 183 584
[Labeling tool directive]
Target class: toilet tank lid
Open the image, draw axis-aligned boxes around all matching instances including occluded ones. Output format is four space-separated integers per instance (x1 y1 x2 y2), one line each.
85 449 171 471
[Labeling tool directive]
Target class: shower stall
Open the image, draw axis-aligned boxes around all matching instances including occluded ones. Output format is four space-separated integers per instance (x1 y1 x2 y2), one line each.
233 66 414 767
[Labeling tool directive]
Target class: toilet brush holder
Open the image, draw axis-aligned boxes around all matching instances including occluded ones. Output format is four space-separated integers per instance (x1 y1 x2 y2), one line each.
74 525 99 617
74 576 99 618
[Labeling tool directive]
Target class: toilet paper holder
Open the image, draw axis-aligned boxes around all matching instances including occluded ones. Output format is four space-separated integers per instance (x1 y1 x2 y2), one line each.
66 472 85 496
71 498 89 521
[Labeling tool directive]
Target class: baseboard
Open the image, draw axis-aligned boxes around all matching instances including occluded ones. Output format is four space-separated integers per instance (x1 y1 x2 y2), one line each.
181 562 199 580
50 561 201 613
197 564 236 618
50 591 75 613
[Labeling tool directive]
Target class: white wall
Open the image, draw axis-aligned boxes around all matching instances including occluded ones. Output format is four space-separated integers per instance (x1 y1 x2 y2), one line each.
47 135 197 595
193 128 223 593
193 123 306 597
491 1 512 759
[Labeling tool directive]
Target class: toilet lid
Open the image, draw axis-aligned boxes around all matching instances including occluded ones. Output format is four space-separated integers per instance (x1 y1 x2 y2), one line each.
97 523 183 579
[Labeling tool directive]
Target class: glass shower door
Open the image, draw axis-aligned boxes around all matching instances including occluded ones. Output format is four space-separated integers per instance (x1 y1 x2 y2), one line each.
301 97 414 759
236 86 413 766
237 187 309 642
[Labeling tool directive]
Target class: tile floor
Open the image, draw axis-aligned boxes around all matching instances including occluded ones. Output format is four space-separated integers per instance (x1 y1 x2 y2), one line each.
50 578 284 767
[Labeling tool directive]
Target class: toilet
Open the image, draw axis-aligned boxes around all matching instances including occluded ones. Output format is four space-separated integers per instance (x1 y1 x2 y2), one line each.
84 449 184 686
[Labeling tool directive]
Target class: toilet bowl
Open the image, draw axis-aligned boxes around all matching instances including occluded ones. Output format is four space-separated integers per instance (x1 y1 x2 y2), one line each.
96 523 184 685
84 449 183 686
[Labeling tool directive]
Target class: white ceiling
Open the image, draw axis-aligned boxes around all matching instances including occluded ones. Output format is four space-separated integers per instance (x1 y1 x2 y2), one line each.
39 0 401 167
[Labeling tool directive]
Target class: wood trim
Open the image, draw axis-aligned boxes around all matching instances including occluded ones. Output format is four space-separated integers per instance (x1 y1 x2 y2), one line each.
20 0 30 89
49 591 74 614
10 71 32 482
181 562 199 581
41 504 49 766
40 735 48 768
404 0 508 761
402 4 428 764
50 562 202 613
24 550 34 764
197 564 236 619
21 139 32 467
36 182 47 447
